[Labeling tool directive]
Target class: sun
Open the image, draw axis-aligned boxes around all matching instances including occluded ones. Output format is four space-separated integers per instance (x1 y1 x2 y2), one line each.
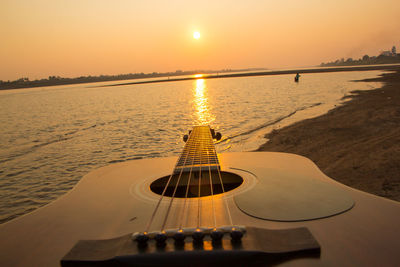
193 31 201 40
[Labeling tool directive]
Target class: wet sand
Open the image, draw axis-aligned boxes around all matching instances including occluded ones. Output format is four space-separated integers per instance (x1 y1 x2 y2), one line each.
257 66 400 202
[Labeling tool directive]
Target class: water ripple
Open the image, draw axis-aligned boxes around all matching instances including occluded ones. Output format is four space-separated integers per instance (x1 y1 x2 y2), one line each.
0 71 383 224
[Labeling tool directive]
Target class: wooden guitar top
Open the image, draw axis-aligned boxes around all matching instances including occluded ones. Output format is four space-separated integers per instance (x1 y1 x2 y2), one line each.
0 152 399 266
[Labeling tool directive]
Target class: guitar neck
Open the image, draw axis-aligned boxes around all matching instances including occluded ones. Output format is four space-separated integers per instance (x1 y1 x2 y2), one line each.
173 126 220 174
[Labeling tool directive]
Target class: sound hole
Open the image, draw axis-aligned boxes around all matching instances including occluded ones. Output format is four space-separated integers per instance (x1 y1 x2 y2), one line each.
150 171 243 198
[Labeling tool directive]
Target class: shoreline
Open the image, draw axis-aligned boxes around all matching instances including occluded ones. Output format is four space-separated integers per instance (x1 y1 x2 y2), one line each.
101 64 400 87
257 66 400 202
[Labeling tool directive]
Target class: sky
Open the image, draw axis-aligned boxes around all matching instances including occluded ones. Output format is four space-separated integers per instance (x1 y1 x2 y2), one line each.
1 0 400 81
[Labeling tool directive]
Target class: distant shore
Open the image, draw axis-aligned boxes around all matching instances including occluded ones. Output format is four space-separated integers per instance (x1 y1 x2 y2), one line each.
101 64 400 87
0 68 262 90
2 65 399 90
257 66 400 202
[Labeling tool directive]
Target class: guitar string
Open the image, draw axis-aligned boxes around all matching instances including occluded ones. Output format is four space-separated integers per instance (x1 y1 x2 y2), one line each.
179 129 200 230
144 174 173 233
145 126 227 234
144 131 194 233
196 130 203 229
206 128 217 229
159 129 195 231
213 138 234 226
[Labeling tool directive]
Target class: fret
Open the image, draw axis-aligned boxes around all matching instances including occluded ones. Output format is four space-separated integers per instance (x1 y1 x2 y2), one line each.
173 126 220 174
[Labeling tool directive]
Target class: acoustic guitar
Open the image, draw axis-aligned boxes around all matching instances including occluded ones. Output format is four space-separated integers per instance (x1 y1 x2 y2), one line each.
0 126 399 266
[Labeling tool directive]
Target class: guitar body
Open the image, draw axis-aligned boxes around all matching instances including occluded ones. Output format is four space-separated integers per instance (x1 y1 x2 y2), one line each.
0 152 399 266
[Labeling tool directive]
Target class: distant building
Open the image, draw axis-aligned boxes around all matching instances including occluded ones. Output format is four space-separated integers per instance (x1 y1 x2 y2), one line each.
380 46 397 57
380 50 392 56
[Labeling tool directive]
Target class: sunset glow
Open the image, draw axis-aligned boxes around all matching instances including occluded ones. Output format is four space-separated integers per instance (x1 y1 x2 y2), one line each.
1 0 400 80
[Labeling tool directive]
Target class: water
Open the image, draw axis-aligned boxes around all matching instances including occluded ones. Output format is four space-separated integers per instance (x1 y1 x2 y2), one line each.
0 70 383 224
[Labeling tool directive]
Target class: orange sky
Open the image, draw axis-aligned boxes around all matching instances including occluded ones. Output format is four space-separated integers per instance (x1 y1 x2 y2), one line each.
1 0 400 80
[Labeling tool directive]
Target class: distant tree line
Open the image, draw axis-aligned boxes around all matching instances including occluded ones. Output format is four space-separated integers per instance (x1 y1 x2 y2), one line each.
0 68 257 90
321 46 400 67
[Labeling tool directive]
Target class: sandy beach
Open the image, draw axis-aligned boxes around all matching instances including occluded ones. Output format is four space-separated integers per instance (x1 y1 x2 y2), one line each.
257 66 400 202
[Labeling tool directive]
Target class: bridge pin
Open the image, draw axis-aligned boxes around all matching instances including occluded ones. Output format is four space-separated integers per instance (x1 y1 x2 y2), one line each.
211 228 224 242
230 228 243 241
154 231 167 244
133 232 149 244
192 228 205 243
173 230 186 242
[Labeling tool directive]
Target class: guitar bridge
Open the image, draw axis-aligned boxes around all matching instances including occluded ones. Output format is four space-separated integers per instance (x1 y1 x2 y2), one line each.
61 227 320 266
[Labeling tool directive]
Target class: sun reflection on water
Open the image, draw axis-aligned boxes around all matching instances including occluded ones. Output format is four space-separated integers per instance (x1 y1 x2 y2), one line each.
193 79 215 125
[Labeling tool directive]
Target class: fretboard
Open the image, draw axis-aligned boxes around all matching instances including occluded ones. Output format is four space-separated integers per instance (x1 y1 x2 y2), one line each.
173 126 220 174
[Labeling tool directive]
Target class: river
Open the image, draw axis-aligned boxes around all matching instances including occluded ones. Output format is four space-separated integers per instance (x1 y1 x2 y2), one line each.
0 70 383 223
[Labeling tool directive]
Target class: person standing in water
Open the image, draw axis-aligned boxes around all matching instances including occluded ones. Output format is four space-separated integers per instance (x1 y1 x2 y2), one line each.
295 73 301 82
